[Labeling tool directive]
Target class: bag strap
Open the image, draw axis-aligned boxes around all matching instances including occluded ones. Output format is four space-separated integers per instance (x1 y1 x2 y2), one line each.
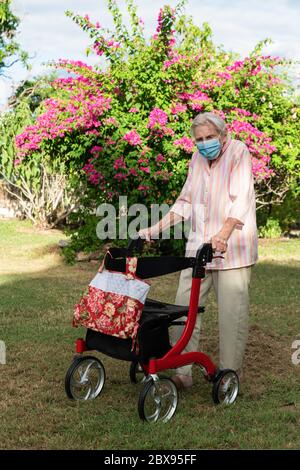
125 257 138 280
98 249 138 280
98 250 113 273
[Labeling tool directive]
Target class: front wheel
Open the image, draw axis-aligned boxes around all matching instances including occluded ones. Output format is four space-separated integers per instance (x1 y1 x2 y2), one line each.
65 356 105 400
212 369 239 404
138 377 178 423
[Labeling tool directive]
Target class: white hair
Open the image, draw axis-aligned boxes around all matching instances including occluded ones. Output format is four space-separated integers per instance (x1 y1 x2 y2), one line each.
191 112 227 137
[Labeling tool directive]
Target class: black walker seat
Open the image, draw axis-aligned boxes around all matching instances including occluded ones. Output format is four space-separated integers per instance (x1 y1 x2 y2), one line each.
86 298 205 363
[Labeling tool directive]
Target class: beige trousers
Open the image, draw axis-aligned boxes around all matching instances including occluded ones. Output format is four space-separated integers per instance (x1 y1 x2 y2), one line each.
170 266 252 376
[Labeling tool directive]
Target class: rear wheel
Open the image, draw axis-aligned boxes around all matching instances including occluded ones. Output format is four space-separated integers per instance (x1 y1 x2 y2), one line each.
138 377 178 423
212 369 239 404
65 356 105 400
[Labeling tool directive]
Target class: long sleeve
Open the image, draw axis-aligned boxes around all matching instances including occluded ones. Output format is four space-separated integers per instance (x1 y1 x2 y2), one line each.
228 145 255 227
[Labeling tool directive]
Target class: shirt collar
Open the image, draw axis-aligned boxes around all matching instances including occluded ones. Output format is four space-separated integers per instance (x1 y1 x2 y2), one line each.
220 135 232 155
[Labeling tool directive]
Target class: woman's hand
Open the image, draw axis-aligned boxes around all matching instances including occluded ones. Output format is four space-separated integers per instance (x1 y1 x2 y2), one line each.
138 227 156 243
211 234 228 253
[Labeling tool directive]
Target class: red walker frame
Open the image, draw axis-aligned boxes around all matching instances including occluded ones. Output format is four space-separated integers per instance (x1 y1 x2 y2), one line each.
75 243 218 381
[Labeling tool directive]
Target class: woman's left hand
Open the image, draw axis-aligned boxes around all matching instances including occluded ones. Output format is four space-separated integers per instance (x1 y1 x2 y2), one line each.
211 234 228 253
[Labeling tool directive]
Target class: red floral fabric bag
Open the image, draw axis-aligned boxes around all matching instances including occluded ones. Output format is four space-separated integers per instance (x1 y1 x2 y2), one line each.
73 251 151 348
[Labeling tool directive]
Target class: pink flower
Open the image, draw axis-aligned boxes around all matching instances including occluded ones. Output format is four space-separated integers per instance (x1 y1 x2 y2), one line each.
179 91 210 102
82 162 104 186
232 108 251 117
106 138 116 146
114 173 128 180
217 72 232 80
163 54 183 69
104 117 118 126
154 170 172 181
57 59 93 71
148 108 168 129
129 107 139 113
171 103 187 115
174 136 195 153
178 91 211 111
164 127 175 136
129 168 138 176
226 60 245 72
123 130 143 146
113 158 126 170
156 154 166 163
86 129 100 136
93 43 104 56
140 166 151 174
90 145 103 155
227 119 275 179
107 39 121 49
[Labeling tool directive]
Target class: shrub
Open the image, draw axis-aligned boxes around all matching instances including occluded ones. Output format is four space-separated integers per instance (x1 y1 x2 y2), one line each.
10 0 299 258
258 218 282 239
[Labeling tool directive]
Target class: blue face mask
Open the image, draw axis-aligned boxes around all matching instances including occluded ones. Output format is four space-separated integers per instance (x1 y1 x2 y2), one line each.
196 138 222 160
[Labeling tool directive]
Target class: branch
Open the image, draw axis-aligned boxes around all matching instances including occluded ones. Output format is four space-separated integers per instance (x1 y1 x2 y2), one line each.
0 177 35 222
18 174 35 202
255 174 291 207
2 58 20 69
49 204 80 229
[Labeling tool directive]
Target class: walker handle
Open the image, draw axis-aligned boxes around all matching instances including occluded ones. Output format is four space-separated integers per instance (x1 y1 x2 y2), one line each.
192 243 213 278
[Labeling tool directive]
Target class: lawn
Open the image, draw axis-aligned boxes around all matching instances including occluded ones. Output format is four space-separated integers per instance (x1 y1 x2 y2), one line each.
0 219 300 450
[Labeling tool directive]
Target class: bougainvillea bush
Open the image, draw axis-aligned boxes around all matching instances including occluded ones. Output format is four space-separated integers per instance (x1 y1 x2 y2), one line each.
12 0 300 257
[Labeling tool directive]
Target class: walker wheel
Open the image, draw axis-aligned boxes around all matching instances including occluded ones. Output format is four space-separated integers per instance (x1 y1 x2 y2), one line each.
129 361 147 384
138 377 178 423
212 369 239 405
65 356 105 400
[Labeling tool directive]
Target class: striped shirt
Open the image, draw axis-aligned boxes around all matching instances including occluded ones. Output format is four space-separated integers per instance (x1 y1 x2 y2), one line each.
170 136 258 270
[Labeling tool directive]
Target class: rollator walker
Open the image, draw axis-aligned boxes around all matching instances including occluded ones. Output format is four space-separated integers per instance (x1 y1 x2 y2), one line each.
65 238 240 423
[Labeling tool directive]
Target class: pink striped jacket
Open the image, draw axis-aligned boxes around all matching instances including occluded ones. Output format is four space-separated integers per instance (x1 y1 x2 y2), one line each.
170 136 258 270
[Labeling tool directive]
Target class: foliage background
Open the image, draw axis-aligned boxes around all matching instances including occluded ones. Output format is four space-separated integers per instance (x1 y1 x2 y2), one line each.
0 0 299 259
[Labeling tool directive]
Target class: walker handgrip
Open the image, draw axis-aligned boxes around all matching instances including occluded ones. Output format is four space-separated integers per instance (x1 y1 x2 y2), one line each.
192 243 213 278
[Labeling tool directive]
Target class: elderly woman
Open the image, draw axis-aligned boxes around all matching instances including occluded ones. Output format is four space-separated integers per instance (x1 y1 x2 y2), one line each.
139 111 258 390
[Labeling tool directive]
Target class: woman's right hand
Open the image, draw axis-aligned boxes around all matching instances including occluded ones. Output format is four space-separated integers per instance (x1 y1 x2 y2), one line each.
138 227 156 243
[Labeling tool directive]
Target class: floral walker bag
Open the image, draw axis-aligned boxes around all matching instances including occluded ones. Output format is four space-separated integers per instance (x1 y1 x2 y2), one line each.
73 251 151 348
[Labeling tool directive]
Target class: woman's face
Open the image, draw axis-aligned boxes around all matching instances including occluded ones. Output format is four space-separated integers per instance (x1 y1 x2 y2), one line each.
194 123 226 146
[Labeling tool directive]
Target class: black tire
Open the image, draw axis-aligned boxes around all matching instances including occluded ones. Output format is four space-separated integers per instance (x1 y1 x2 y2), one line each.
212 369 239 405
138 376 178 423
65 355 105 400
129 361 146 384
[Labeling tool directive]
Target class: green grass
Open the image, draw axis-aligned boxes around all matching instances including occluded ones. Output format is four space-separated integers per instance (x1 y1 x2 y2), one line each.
1 219 300 449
